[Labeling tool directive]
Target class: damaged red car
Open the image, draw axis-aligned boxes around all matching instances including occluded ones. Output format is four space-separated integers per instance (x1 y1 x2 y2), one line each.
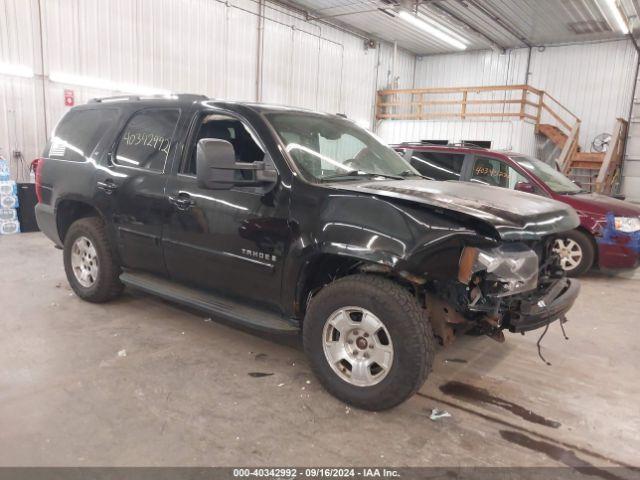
394 143 640 277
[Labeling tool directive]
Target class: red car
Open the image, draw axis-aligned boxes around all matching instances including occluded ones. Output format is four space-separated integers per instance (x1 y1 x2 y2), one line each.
393 143 640 276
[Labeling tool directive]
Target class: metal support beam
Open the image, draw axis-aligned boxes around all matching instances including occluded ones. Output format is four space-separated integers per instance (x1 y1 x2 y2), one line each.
463 0 532 47
256 0 265 102
426 2 507 53
304 8 382 22
271 0 372 41
36 0 48 138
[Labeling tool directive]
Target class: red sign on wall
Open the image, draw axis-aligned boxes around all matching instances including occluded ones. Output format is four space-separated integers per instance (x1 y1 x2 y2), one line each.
64 89 75 107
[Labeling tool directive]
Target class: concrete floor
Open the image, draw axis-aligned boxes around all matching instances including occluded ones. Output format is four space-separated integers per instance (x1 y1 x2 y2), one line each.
1 232 639 469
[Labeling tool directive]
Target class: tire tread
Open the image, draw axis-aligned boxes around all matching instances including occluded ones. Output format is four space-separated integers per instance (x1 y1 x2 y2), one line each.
303 274 435 410
63 216 123 303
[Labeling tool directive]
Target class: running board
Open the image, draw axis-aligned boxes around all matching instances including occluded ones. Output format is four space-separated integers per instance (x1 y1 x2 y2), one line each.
120 271 299 334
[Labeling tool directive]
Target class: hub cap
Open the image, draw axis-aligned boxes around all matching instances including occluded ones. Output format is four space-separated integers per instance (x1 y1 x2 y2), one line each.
553 238 583 271
70 236 99 288
322 307 394 387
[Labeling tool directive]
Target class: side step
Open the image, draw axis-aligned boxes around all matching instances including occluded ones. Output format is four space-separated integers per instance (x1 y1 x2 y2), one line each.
120 271 299 334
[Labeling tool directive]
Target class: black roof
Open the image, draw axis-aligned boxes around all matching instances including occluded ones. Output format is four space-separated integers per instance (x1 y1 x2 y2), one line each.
86 93 326 116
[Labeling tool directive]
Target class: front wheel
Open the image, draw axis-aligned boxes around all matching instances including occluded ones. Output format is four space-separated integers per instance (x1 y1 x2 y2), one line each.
553 229 595 277
303 274 435 411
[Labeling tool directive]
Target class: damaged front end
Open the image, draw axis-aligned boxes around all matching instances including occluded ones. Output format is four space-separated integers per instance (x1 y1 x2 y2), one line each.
315 177 583 347
417 236 580 346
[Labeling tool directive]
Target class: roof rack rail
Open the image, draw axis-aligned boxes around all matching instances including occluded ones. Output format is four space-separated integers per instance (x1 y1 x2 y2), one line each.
448 142 490 149
397 141 450 147
89 95 139 103
396 140 491 150
89 93 208 103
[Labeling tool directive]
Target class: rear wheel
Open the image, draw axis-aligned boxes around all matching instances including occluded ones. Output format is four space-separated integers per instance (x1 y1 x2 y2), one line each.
303 274 435 411
553 229 595 277
63 217 123 302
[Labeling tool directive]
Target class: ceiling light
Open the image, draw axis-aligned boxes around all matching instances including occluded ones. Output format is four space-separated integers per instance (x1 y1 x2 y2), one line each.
0 62 35 78
603 0 629 34
420 16 470 46
49 72 172 96
397 11 467 50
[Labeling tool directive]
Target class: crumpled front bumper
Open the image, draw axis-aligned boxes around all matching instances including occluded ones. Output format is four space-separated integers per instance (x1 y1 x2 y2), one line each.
508 278 580 333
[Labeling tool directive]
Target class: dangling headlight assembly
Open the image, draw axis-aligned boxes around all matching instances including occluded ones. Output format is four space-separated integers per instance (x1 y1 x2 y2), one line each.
458 243 539 297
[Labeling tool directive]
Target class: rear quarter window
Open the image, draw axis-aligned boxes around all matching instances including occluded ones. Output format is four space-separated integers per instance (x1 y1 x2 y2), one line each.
49 108 119 162
114 108 180 171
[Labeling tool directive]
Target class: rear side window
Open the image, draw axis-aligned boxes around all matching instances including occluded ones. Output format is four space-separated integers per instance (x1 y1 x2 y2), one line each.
409 151 464 181
49 109 118 162
115 108 180 171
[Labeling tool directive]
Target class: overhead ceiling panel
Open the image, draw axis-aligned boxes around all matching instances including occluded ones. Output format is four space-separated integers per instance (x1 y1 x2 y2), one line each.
443 0 622 46
285 0 493 54
618 0 640 41
283 0 631 55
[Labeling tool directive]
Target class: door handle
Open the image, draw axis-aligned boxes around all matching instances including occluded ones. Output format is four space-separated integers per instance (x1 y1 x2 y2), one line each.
97 179 118 195
168 194 194 211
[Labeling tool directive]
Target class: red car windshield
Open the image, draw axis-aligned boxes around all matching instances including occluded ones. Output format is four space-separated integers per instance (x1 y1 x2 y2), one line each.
510 155 582 194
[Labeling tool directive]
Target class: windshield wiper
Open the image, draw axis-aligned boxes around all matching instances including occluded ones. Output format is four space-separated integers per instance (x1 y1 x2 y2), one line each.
321 170 405 182
556 189 585 195
399 170 427 179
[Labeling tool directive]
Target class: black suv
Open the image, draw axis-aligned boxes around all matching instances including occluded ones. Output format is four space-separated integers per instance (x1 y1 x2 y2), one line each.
35 95 580 410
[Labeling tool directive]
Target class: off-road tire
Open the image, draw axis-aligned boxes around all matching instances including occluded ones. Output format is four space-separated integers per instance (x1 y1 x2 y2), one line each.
303 274 435 411
63 216 123 303
555 229 595 277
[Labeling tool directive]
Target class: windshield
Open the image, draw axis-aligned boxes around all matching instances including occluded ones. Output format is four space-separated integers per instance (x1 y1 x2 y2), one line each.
266 112 419 182
510 155 582 194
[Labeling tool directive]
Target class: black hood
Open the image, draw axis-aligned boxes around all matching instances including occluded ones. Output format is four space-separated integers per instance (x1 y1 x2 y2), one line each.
328 179 580 241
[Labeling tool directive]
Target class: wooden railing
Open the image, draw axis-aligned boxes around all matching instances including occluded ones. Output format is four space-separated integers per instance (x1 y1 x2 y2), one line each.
376 84 630 194
595 118 628 194
376 84 581 169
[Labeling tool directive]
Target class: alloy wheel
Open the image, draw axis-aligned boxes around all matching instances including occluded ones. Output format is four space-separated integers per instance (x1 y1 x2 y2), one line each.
322 306 394 387
553 238 583 272
70 236 99 287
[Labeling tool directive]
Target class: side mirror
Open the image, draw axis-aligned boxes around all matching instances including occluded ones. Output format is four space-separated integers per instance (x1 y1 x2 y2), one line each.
196 138 277 190
514 181 535 194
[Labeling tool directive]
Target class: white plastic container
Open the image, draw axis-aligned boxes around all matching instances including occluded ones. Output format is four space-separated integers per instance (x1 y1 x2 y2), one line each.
0 156 9 180
0 219 20 235
0 195 18 209
0 208 17 221
0 180 16 196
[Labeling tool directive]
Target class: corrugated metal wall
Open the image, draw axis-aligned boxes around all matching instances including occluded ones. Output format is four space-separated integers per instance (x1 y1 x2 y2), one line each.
529 40 638 153
380 49 533 142
378 40 638 158
2 0 638 190
414 48 529 87
1 0 415 176
377 120 537 156
376 42 416 90
0 0 45 179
